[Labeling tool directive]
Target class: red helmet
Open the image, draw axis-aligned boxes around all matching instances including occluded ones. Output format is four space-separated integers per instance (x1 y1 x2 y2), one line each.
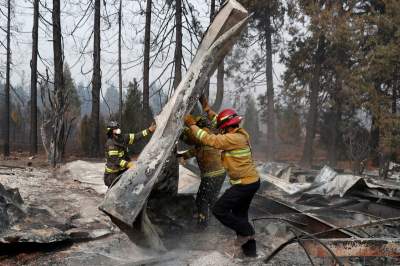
217 108 242 129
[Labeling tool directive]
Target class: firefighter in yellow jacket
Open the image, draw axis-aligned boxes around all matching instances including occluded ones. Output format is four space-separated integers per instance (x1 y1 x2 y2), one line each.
179 116 226 227
104 121 156 187
184 99 260 258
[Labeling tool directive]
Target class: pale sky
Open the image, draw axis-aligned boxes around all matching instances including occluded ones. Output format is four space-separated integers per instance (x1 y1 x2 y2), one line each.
2 0 285 106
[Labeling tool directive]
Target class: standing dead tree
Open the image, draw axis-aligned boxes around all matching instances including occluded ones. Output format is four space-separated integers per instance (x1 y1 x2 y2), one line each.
343 124 370 175
142 0 152 123
127 0 203 101
2 0 12 157
173 0 183 90
37 0 74 166
39 70 75 167
30 0 40 156
51 0 65 165
90 0 102 157
118 0 123 125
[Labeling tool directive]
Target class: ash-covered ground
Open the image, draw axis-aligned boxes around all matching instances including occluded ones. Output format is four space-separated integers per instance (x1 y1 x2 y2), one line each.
0 158 342 265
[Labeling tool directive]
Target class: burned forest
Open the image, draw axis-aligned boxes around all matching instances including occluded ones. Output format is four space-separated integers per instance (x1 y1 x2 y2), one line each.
1 0 400 265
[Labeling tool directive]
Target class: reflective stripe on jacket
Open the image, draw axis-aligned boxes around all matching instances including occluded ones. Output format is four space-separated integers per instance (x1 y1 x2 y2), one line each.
190 126 259 185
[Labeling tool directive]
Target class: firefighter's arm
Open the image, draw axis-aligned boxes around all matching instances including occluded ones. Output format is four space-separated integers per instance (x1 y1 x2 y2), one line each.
107 149 129 169
181 127 201 146
125 123 156 145
199 95 218 127
189 125 232 150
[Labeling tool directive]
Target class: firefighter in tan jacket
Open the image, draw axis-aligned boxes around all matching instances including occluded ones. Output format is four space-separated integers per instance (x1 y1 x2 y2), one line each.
184 99 260 258
179 116 226 227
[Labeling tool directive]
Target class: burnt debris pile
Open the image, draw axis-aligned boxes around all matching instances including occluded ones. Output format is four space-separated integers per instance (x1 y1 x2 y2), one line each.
253 162 400 264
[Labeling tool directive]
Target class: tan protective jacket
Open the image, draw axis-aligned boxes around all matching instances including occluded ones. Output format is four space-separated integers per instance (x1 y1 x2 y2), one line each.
190 126 259 185
181 127 226 178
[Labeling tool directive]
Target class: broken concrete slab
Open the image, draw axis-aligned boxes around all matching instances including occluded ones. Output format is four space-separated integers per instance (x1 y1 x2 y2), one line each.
60 160 107 195
100 0 249 227
0 183 25 232
0 183 71 246
0 163 118 251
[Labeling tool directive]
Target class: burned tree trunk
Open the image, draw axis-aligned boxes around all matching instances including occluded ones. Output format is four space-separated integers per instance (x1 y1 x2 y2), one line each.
370 115 380 166
30 0 39 156
212 63 225 111
173 0 183 90
3 0 11 157
327 101 341 167
118 0 123 125
265 5 276 161
327 78 343 167
143 0 152 122
301 36 325 168
49 0 65 165
90 0 101 157
53 0 64 105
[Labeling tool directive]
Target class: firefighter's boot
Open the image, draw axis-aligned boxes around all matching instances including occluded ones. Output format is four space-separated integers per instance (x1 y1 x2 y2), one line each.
241 239 257 257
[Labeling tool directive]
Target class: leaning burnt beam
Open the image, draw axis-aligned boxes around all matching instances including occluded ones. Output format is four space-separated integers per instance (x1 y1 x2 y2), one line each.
100 0 249 226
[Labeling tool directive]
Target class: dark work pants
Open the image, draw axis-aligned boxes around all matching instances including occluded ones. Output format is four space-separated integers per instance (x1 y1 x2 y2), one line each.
104 169 127 188
196 173 226 221
212 180 260 237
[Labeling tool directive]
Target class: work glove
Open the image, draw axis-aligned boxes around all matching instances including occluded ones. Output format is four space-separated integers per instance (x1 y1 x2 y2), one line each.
148 122 157 133
184 115 196 127
127 161 134 169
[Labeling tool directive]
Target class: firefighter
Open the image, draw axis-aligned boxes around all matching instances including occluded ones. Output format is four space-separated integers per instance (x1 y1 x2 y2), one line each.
104 121 156 187
184 98 260 258
179 116 226 228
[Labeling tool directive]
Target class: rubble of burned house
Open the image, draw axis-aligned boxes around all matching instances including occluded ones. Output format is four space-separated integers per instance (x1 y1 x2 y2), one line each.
253 162 400 264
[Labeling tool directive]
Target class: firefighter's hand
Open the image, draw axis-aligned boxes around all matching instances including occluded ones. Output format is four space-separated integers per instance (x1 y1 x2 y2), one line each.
148 122 156 133
127 161 134 169
199 95 210 112
184 115 196 127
